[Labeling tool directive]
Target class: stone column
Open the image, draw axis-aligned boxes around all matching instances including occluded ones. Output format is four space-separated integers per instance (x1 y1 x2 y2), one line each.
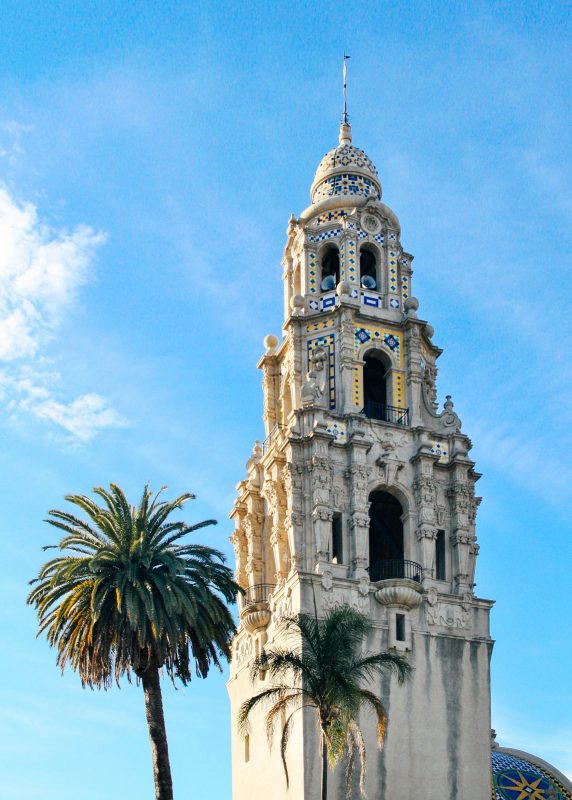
346 431 373 578
282 458 305 573
411 452 438 575
447 472 476 593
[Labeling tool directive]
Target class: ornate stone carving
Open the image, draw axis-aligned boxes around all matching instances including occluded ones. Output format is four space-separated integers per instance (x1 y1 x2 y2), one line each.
301 370 323 406
422 362 438 411
426 602 469 629
234 635 253 666
361 213 381 234
241 609 271 633
375 582 423 609
321 570 334 591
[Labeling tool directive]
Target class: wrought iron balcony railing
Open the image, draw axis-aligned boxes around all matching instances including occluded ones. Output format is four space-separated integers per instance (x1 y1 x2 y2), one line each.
368 559 423 583
242 583 276 608
363 400 410 426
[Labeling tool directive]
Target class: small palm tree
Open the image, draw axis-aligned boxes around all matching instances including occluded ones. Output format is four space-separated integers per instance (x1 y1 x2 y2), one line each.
238 603 411 800
28 483 239 800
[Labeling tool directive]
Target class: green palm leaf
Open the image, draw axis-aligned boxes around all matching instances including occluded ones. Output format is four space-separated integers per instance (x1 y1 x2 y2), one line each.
238 603 412 800
28 482 240 800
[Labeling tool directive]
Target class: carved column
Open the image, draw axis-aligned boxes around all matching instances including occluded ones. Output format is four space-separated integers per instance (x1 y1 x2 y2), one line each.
338 301 360 414
263 462 289 583
308 451 333 571
404 318 424 426
345 437 372 578
411 452 438 575
447 476 475 593
282 459 305 573
244 506 264 587
259 353 278 436
230 509 248 589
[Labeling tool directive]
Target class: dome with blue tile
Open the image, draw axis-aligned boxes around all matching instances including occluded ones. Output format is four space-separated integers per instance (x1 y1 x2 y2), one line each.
491 745 572 800
310 121 382 204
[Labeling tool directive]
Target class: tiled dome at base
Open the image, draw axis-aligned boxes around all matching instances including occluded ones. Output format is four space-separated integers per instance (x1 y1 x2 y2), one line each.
492 749 572 799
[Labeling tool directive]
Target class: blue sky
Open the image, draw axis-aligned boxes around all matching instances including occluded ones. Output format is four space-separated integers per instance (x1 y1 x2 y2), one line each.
0 2 571 798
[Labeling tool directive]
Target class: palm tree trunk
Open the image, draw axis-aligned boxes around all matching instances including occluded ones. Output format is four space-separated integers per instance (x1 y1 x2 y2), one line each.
141 666 174 800
321 732 328 800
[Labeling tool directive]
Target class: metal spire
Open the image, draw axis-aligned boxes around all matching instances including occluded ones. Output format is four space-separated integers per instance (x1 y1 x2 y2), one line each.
342 52 350 124
339 53 352 145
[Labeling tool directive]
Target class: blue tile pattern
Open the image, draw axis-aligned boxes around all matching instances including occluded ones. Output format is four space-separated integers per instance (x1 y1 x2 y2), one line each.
314 144 378 179
491 751 572 800
388 250 398 294
313 173 380 202
314 210 348 226
308 228 342 243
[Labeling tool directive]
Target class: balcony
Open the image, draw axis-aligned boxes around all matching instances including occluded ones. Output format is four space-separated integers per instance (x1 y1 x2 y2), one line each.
369 559 423 583
363 400 410 426
239 583 275 633
369 559 424 609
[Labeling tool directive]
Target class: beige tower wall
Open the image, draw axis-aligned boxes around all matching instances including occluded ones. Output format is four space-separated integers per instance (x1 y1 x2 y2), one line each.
228 125 494 800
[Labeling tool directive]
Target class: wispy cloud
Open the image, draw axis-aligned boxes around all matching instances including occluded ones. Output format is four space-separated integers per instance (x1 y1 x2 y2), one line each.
0 184 124 440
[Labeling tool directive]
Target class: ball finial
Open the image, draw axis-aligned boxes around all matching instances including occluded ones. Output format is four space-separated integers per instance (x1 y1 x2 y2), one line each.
263 334 279 354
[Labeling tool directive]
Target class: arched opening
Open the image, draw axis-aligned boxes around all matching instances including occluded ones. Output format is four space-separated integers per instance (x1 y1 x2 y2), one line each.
320 246 340 291
360 247 377 289
363 350 390 420
368 490 404 580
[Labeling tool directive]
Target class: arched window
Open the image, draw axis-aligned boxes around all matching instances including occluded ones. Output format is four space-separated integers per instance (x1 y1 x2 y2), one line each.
363 350 390 420
320 246 339 291
360 247 377 289
368 490 404 580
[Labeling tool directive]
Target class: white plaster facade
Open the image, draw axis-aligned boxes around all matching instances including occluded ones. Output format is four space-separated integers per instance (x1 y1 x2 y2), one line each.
227 119 494 800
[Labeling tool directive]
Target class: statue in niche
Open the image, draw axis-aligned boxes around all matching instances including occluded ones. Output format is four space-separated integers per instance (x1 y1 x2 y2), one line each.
301 347 328 407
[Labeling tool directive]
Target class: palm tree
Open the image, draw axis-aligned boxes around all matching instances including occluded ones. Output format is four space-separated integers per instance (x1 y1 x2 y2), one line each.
238 603 412 800
28 483 239 800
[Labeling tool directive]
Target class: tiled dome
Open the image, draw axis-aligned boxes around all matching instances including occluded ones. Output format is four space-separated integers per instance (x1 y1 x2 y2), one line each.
310 123 381 204
491 748 572 799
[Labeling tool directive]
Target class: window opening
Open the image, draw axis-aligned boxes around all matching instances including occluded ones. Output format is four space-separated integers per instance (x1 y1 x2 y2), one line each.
363 351 391 421
435 529 446 580
360 249 377 289
320 247 340 291
368 490 404 580
332 514 343 564
396 614 406 642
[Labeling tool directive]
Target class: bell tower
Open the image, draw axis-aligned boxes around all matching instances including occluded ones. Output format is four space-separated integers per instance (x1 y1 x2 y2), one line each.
227 112 494 800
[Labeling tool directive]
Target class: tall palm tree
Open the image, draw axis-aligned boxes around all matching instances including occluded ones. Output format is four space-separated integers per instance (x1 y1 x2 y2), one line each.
238 603 412 800
28 483 239 800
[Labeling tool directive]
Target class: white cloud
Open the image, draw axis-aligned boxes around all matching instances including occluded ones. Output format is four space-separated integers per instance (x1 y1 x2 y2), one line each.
0 187 105 358
0 185 124 441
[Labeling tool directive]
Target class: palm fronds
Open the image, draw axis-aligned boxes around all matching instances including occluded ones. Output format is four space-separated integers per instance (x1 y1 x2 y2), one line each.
238 603 412 798
28 482 240 688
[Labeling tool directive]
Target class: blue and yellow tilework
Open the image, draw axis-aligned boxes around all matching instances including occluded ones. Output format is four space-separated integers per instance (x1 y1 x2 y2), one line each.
491 751 572 800
347 239 357 283
326 420 347 443
401 273 410 303
351 325 404 409
430 441 449 464
307 319 334 333
308 228 342 243
388 250 398 294
307 333 336 409
314 209 349 226
313 173 380 203
308 251 317 294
